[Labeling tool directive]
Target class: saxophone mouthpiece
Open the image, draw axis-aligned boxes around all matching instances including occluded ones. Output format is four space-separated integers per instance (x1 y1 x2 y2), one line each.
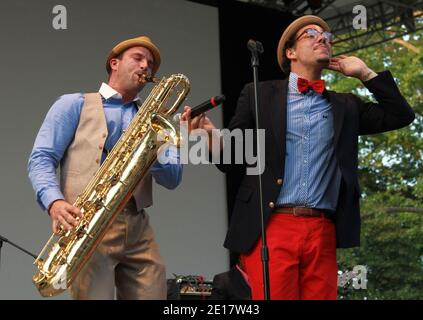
139 74 159 84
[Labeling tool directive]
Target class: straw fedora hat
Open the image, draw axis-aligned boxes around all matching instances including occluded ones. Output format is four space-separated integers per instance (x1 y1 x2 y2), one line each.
106 35 161 76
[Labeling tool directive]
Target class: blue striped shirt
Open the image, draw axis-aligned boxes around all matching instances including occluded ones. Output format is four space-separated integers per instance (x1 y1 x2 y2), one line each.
276 72 341 212
28 83 182 211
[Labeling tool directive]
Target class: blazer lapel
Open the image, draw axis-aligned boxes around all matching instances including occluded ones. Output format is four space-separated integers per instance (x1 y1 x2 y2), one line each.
326 91 345 147
268 80 288 162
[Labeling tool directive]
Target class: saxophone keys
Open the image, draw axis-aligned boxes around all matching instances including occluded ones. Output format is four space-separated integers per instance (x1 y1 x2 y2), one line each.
95 184 106 193
58 236 69 248
93 199 104 211
109 173 121 186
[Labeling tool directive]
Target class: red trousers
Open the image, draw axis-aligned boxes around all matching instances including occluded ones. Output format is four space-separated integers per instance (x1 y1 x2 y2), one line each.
240 214 337 300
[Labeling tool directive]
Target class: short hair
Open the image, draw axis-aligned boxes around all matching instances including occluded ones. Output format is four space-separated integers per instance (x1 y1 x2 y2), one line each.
282 36 296 76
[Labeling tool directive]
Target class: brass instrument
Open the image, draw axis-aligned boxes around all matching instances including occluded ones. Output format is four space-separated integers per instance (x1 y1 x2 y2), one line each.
33 74 190 297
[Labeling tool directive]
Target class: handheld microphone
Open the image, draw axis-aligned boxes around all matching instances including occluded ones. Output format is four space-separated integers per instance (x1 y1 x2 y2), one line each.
190 95 225 118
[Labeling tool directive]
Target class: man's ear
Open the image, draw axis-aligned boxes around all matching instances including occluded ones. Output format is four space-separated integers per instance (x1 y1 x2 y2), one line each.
286 47 296 60
110 58 119 72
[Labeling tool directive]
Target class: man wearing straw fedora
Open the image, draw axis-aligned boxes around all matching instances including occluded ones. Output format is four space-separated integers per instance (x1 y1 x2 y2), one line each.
28 36 183 299
183 15 414 299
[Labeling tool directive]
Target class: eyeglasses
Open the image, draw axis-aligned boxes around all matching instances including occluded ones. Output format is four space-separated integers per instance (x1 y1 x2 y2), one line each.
295 28 334 44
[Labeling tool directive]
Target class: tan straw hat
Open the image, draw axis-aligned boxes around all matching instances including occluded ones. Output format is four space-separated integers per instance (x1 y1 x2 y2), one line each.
106 35 161 76
277 15 330 73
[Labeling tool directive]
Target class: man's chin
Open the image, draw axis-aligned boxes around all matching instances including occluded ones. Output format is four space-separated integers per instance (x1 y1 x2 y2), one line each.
317 57 330 67
132 77 145 90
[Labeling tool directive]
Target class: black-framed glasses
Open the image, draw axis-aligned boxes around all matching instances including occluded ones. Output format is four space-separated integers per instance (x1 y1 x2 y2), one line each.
295 28 334 44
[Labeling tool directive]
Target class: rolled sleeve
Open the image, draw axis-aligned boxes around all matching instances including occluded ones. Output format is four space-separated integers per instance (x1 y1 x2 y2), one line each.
28 93 83 211
150 144 183 189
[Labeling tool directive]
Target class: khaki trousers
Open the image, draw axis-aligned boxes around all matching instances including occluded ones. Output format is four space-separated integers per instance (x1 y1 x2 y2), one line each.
70 200 166 300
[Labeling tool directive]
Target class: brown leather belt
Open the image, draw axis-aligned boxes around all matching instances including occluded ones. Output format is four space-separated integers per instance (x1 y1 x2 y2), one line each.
273 207 330 218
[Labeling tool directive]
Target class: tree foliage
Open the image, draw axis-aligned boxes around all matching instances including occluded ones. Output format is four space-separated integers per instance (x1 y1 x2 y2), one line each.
323 22 423 299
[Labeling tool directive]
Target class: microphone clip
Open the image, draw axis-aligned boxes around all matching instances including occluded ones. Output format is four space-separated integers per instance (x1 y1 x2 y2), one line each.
247 39 264 67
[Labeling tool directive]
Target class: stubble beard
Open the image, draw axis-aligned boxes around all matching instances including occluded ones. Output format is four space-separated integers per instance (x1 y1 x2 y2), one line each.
316 56 331 69
317 56 330 63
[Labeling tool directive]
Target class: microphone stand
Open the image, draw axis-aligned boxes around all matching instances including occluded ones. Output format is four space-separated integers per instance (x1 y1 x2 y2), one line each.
247 39 270 300
0 234 37 269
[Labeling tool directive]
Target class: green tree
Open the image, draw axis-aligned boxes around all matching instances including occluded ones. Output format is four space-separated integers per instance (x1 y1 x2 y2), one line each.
323 23 423 299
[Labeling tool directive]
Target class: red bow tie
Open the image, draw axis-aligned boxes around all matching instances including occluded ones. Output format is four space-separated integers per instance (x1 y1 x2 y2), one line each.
297 77 325 94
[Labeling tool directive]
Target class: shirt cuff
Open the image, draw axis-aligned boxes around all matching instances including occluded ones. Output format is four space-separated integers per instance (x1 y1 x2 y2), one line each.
39 189 65 212
362 70 390 86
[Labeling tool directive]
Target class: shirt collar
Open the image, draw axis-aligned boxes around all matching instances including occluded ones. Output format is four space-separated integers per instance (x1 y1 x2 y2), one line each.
98 83 140 102
288 72 300 94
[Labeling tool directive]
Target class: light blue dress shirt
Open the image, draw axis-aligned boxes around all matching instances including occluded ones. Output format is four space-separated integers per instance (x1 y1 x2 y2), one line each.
276 72 341 212
28 83 182 210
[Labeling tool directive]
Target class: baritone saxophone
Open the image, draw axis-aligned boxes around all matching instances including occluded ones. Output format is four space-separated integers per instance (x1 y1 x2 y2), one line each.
33 74 190 297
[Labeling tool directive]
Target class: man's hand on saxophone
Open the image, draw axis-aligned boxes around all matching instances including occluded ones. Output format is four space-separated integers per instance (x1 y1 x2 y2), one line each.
48 199 82 233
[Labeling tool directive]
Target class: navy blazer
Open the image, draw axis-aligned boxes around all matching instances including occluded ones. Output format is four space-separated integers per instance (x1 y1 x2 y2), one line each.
216 71 415 253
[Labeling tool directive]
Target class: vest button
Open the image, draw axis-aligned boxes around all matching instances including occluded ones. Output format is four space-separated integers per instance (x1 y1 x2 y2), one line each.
277 178 283 185
98 145 103 150
96 159 100 164
269 202 275 208
102 133 107 138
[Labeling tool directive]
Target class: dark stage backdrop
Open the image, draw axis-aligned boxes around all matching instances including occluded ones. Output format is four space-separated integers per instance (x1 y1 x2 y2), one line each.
192 0 295 265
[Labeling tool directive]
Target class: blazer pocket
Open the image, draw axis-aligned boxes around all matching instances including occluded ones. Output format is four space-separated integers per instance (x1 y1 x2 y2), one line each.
236 185 254 203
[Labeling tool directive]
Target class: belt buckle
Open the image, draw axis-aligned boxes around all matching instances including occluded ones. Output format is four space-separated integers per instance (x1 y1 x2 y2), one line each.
293 207 300 216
